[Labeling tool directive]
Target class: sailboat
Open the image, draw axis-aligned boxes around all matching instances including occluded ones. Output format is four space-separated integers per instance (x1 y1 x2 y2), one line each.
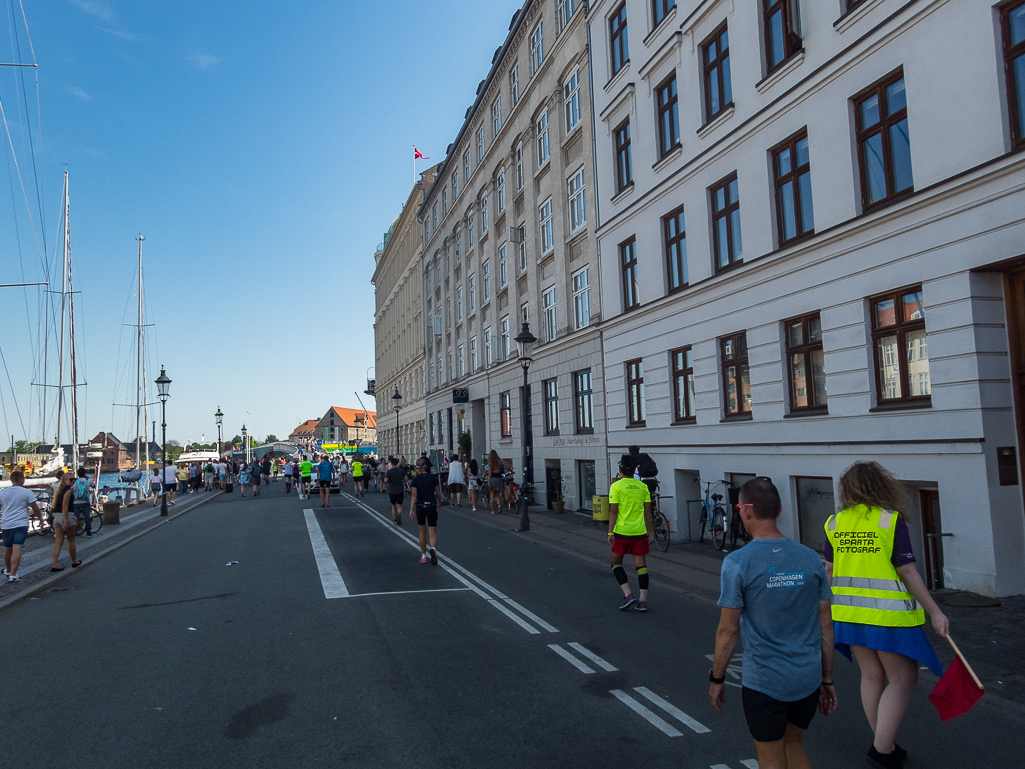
116 236 152 488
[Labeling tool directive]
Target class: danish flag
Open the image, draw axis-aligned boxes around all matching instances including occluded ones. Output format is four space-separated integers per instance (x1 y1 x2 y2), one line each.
414 146 428 160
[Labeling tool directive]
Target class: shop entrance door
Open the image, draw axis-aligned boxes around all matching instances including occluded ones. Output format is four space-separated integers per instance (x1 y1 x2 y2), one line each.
919 489 944 590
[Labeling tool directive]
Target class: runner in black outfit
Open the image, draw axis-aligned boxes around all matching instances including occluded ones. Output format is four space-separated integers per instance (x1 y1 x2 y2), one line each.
385 456 407 526
408 458 442 564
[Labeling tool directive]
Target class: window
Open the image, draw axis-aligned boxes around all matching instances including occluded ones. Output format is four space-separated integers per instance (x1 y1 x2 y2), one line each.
567 168 587 232
537 109 550 165
445 298 451 330
558 0 577 31
497 169 506 212
543 286 558 342
493 97 502 137
428 412 434 442
468 211 475 247
500 391 512 437
572 267 591 329
456 286 464 322
500 316 510 360
721 332 751 417
626 359 645 426
574 369 594 433
423 219 430 245
515 144 524 190
620 237 639 311
614 119 633 192
517 225 527 271
442 189 447 217
1004 2 1025 146
663 206 688 292
464 149 472 180
564 68 581 131
520 301 529 325
455 232 462 264
470 336 478 373
610 3 629 76
453 170 459 199
480 192 489 234
485 327 493 366
652 0 676 27
702 24 732 122
482 259 491 301
458 344 465 378
531 22 544 73
764 0 801 74
544 378 560 434
432 204 438 232
671 346 696 423
510 65 520 107
539 197 554 253
469 273 477 311
855 72 913 210
773 131 814 245
711 173 742 271
656 74 680 157
477 126 485 162
499 244 508 288
871 287 930 405
785 313 827 411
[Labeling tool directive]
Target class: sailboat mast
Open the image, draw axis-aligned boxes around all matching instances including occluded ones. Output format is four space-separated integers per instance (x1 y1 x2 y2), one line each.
136 236 143 470
66 174 79 470
55 171 68 452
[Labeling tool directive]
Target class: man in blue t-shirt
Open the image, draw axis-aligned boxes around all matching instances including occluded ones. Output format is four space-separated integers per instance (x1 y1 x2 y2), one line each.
709 477 836 768
317 454 335 508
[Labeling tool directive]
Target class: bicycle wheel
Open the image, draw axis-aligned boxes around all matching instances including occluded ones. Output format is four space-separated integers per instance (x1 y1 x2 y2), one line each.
698 510 708 543
91 510 104 534
76 516 86 536
712 506 728 550
653 513 670 552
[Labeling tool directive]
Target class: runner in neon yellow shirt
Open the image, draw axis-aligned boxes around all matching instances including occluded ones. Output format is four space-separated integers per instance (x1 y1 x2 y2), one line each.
299 458 313 499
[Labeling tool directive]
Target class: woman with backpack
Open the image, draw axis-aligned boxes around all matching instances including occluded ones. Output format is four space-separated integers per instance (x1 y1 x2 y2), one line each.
51 471 82 571
71 466 94 537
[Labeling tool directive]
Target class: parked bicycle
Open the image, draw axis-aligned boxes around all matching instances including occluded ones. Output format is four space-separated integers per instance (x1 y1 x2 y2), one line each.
727 483 751 550
696 479 731 550
650 480 671 552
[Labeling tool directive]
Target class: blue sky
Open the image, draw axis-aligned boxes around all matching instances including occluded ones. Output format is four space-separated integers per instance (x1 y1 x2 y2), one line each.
0 0 521 448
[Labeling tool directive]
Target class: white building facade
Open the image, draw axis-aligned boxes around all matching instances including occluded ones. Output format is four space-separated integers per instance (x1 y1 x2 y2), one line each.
589 0 1025 596
420 0 609 510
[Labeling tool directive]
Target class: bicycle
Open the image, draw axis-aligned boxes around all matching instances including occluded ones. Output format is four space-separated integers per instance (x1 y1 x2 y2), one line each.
727 483 751 550
696 479 730 550
74 503 104 537
651 489 672 553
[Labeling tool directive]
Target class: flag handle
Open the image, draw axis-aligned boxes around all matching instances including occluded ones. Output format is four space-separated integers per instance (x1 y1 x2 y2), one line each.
945 634 984 690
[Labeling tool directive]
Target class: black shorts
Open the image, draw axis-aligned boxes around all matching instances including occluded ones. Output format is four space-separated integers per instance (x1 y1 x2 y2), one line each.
741 686 819 743
318 480 331 488
390 493 404 505
415 504 438 527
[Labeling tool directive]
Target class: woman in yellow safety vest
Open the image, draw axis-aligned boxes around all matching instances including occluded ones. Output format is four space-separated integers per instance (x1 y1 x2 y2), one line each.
824 461 950 769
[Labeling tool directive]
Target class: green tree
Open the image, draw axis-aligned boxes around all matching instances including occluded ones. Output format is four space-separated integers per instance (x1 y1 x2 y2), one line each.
265 434 278 444
229 435 242 446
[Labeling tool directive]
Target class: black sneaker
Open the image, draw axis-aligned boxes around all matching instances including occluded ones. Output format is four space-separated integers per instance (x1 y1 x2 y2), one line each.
894 745 908 762
618 594 637 611
429 548 438 565
867 746 903 769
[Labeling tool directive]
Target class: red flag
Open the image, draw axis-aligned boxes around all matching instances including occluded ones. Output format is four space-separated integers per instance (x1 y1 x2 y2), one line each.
414 146 428 160
929 655 984 721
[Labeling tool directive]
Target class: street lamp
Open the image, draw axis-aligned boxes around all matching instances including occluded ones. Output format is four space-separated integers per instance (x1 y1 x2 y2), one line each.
514 322 536 532
392 389 402 459
241 424 248 464
215 407 223 459
156 366 171 517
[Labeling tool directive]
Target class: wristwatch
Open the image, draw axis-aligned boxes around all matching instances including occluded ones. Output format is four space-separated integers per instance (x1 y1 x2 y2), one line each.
709 669 726 684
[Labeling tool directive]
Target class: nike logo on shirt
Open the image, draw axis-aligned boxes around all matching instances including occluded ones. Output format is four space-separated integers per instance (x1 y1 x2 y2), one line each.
773 548 782 553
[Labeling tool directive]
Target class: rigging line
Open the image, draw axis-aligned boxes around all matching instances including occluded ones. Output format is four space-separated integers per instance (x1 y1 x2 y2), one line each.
0 342 28 437
0 94 43 277
10 0 44 252
13 0 44 250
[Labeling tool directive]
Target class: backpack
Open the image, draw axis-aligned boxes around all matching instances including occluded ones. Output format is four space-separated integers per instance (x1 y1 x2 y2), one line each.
73 478 90 501
637 453 659 478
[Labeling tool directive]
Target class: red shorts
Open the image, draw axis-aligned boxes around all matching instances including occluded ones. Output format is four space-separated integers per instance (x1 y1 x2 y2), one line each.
612 533 650 556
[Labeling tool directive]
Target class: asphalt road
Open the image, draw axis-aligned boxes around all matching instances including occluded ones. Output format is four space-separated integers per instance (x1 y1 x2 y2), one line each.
0 481 1020 768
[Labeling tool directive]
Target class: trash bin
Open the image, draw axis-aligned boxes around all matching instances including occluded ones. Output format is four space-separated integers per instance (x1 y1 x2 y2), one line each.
592 495 610 522
102 501 121 525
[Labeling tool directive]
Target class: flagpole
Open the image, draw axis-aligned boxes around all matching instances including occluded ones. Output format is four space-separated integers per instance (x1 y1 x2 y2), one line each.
944 635 984 689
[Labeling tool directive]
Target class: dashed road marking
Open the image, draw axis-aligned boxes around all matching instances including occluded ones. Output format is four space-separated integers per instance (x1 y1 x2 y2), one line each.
610 689 684 737
632 686 711 734
568 642 617 671
549 644 595 674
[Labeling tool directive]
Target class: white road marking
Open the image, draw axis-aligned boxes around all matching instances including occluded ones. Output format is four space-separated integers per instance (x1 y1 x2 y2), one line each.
632 686 711 733
740 760 759 768
504 599 559 633
303 509 349 598
489 599 541 634
548 644 595 674
610 689 683 737
710 765 732 769
568 642 617 672
337 588 472 599
441 558 510 599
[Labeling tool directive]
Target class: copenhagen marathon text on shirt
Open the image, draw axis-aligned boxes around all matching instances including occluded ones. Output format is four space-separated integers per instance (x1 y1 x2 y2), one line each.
831 529 884 554
765 566 806 589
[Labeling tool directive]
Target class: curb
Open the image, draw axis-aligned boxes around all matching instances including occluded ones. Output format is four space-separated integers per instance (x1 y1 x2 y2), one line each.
0 490 223 614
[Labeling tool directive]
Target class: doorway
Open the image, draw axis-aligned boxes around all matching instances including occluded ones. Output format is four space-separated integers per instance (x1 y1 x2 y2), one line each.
919 489 944 590
1004 267 1025 504
544 461 561 510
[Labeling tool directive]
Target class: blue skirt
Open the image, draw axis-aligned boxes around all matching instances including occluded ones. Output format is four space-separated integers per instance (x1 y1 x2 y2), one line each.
834 621 942 677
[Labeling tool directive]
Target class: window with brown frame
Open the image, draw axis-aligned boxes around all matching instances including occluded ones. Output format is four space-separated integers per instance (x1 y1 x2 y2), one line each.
785 313 827 412
500 391 512 437
721 332 751 418
845 0 868 12
855 71 913 210
773 130 814 245
621 237 639 311
656 74 680 158
543 378 560 435
610 3 629 76
574 369 594 434
653 0 676 27
614 118 633 192
871 287 931 406
663 206 687 292
764 0 801 74
711 173 742 272
671 346 696 423
702 24 732 122
1003 1 1025 147
626 358 646 426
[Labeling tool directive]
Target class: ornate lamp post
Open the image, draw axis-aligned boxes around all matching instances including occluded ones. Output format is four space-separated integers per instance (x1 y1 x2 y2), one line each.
241 424 249 464
514 322 536 532
392 389 402 458
215 407 223 459
156 366 171 517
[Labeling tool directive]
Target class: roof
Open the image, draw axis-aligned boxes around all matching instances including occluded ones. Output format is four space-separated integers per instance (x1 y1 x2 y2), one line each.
290 419 320 436
326 407 377 429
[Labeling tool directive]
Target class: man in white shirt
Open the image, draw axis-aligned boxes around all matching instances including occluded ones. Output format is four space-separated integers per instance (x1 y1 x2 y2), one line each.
0 470 41 583
163 463 177 505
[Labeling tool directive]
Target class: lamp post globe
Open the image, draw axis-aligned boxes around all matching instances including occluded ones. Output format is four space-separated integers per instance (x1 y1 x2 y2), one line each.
155 366 171 517
392 389 402 459
514 323 537 532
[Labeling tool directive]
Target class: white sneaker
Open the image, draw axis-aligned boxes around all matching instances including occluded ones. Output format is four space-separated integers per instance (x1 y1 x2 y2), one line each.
8 574 20 583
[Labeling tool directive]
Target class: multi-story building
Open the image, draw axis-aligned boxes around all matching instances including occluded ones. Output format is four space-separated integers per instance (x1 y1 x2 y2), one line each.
589 0 1025 596
288 420 319 445
373 168 437 461
314 407 377 446
419 0 608 510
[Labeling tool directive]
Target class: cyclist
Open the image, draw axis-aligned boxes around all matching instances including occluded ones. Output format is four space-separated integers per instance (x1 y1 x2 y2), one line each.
628 445 659 501
607 453 653 612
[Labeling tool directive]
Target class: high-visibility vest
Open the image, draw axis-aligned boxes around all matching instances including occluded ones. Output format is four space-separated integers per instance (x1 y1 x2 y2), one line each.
824 505 924 627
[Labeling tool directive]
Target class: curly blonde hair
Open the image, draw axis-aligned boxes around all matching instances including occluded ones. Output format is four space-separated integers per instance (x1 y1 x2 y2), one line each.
838 461 908 517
